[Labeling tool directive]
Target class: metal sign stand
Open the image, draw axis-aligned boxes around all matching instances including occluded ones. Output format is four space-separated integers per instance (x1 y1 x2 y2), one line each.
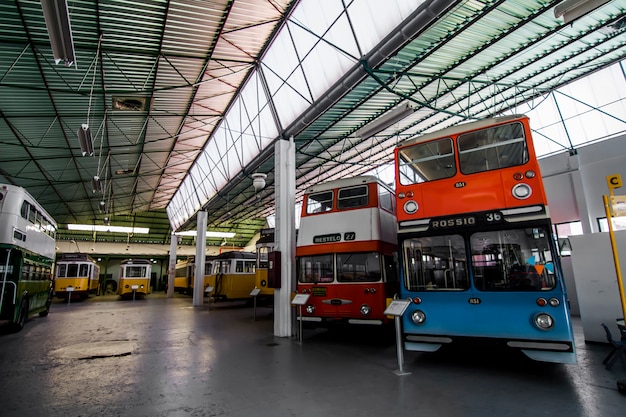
204 286 214 310
131 285 138 301
291 293 310 345
384 299 412 376
66 286 74 305
250 287 261 320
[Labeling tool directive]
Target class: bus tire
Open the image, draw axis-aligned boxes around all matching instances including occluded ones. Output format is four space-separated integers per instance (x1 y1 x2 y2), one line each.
39 290 53 317
12 298 29 332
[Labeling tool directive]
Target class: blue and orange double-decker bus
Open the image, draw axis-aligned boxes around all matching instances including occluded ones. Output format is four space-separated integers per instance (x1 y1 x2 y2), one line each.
295 175 398 328
394 114 576 363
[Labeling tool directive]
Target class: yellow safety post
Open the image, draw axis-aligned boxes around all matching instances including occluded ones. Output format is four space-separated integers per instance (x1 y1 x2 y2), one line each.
603 174 626 321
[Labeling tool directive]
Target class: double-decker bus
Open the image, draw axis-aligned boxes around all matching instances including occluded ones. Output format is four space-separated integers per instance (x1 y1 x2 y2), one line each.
394 114 575 363
0 184 56 331
54 253 100 300
254 228 275 301
295 176 398 327
118 259 152 299
205 251 256 302
173 256 215 295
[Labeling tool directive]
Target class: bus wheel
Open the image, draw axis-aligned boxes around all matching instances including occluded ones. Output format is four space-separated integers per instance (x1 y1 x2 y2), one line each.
39 290 53 317
12 299 29 332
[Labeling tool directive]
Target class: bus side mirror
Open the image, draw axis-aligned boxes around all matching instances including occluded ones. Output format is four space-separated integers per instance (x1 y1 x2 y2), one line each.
267 251 281 288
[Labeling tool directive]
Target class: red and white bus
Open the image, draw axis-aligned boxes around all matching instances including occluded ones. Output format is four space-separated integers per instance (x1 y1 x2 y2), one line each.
295 175 398 327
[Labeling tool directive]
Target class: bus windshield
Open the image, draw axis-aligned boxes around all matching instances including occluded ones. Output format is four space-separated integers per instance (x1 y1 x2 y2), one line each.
336 252 382 282
398 138 455 185
297 255 333 283
403 235 469 291
458 122 528 174
471 228 556 291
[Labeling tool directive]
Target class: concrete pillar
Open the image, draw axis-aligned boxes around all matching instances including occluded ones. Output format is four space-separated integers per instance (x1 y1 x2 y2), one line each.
274 137 296 337
568 153 594 233
193 210 207 307
167 233 177 298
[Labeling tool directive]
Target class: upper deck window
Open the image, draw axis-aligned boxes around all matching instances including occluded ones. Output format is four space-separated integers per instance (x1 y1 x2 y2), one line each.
458 122 528 174
307 191 333 214
398 138 455 185
337 185 368 209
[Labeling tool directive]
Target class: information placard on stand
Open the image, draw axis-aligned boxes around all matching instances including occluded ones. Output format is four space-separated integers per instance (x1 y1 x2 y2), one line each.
292 294 311 344
384 299 412 376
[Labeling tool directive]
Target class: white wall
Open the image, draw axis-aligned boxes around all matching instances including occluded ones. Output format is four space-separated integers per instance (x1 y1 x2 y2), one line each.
539 132 626 340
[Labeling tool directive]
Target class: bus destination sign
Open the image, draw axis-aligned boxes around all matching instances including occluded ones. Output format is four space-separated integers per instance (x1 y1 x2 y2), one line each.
313 232 356 243
430 216 476 229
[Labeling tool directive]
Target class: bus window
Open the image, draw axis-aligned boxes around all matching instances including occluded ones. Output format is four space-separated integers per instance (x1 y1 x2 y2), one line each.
398 137 455 185
470 228 556 291
458 122 528 174
307 191 333 214
403 235 468 291
336 252 381 282
297 255 333 283
337 185 368 209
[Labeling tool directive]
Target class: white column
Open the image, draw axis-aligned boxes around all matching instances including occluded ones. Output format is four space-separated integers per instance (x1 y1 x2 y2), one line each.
274 137 296 337
167 233 177 298
193 211 207 307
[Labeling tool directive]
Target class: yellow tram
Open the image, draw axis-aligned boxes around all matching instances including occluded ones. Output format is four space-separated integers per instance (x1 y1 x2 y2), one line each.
118 259 151 299
173 256 215 295
254 228 275 300
205 251 256 301
54 253 100 299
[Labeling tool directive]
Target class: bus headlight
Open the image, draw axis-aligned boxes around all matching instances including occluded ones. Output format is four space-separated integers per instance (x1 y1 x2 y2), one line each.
360 304 371 316
512 183 532 199
306 305 315 314
404 200 418 214
411 310 426 324
534 313 554 330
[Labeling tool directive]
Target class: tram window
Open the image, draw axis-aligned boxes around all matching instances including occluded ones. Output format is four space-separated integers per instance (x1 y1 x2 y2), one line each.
307 191 333 214
79 264 90 276
403 235 468 291
297 255 333 283
470 228 556 291
57 264 67 277
458 122 528 174
398 138 456 185
126 266 146 278
67 264 79 277
337 252 381 282
337 186 368 209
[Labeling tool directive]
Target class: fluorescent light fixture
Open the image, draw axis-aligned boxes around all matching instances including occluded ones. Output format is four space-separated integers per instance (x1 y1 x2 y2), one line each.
68 224 150 234
175 230 236 239
353 102 415 140
78 123 94 156
554 0 610 24
40 0 76 67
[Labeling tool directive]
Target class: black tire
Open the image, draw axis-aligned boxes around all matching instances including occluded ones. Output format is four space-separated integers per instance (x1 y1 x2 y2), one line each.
39 290 53 317
12 298 29 332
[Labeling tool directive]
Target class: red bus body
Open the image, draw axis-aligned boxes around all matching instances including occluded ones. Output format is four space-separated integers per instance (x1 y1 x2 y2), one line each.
296 176 398 327
395 114 547 223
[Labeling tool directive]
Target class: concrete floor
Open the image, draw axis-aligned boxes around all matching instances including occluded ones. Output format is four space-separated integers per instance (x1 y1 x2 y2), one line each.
0 293 624 417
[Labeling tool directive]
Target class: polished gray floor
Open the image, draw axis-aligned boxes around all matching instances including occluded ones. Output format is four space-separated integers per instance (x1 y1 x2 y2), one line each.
0 293 624 417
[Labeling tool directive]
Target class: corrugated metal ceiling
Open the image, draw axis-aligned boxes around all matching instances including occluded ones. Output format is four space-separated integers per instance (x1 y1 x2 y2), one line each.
0 0 624 249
